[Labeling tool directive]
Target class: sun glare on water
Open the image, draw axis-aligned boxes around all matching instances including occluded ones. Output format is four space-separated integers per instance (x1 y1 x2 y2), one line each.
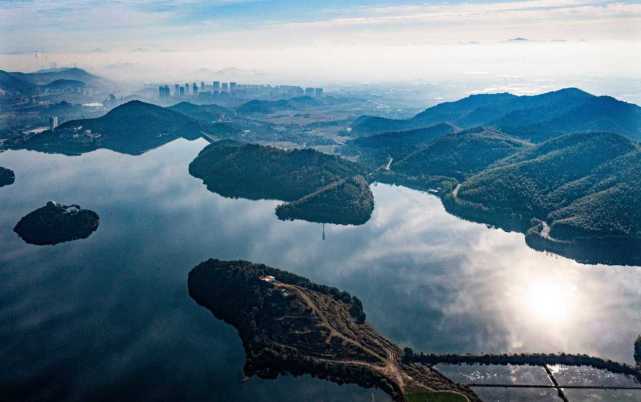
522 280 576 324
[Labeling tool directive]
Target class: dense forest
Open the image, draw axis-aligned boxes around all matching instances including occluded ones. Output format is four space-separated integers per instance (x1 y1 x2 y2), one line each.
189 140 374 225
352 88 641 141
276 175 374 225
454 132 641 239
0 166 14 187
344 123 456 167
189 139 366 201
5 100 203 155
393 128 530 181
348 118 641 264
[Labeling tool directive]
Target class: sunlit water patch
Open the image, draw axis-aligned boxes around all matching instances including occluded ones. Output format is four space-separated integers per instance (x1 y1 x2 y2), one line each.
1 139 640 401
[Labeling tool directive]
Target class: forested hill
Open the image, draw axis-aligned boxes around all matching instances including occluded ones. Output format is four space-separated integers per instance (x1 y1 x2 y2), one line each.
189 139 366 201
393 127 530 181
351 88 641 142
5 100 203 155
58 100 202 139
168 101 233 122
444 132 641 264
344 123 457 167
189 140 374 225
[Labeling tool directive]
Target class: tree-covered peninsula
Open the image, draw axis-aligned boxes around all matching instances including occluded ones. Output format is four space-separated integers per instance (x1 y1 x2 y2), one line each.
188 259 478 402
189 140 374 225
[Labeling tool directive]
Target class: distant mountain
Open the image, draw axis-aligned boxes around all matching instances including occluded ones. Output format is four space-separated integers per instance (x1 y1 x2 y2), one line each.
236 96 321 114
344 123 457 167
351 88 641 141
189 140 365 201
7 100 202 155
393 127 530 181
0 70 36 95
1 67 110 95
10 67 102 86
189 140 373 225
276 175 374 225
168 101 233 122
507 96 641 141
42 79 86 90
444 132 641 264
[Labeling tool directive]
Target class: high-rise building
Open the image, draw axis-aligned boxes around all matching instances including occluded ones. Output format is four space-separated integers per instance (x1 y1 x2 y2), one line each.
192 82 199 95
185 83 190 94
49 116 59 131
174 84 180 96
229 82 237 92
314 88 323 97
179 86 185 96
304 87 314 96
222 82 229 92
200 81 205 91
213 81 220 93
158 85 170 98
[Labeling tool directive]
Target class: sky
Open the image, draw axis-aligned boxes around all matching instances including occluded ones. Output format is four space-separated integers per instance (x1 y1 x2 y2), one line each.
0 0 640 84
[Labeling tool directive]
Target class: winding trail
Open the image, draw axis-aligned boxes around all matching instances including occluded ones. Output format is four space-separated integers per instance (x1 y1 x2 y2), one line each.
272 281 472 401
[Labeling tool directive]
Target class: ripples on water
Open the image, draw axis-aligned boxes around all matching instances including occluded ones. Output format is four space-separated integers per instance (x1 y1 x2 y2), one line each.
1 139 640 401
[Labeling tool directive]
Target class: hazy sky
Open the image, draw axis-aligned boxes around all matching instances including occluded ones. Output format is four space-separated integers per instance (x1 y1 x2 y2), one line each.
1 0 640 83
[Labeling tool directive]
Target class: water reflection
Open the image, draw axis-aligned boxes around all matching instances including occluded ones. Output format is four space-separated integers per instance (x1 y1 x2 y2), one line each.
0 139 640 401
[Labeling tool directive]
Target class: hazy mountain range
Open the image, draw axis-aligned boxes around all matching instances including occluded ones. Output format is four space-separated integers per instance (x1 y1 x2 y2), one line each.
352 88 641 141
0 67 110 95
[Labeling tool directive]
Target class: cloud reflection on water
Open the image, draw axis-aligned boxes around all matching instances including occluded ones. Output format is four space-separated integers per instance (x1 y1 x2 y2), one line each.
0 139 640 401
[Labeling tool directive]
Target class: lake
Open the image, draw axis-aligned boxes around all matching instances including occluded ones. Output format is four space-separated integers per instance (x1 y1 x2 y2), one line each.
1 139 640 401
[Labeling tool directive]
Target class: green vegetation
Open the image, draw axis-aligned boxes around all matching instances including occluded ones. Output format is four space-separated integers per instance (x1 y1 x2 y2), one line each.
13 201 99 245
394 127 530 181
7 100 203 155
0 166 14 187
188 259 478 402
189 140 374 225
635 336 641 367
276 175 374 225
441 132 641 264
236 96 320 114
456 132 640 237
168 101 232 122
406 391 469 402
345 123 456 168
190 139 365 201
352 88 641 141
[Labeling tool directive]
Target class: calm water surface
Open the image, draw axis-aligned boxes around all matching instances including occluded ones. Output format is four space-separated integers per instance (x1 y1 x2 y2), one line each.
1 139 640 401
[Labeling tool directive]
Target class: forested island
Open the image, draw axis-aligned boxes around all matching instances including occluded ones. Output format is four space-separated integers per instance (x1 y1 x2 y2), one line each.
189 140 374 225
14 201 99 245
0 166 14 187
188 259 479 402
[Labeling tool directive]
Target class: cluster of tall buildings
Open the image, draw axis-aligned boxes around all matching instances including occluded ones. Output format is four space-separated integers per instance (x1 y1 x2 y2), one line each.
158 81 323 100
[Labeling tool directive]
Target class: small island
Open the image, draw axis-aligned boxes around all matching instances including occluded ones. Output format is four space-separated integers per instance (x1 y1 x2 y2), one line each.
0 166 15 187
14 201 100 245
188 259 478 402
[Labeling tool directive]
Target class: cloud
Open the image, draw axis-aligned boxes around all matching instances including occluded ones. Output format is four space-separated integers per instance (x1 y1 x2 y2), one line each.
0 0 639 82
